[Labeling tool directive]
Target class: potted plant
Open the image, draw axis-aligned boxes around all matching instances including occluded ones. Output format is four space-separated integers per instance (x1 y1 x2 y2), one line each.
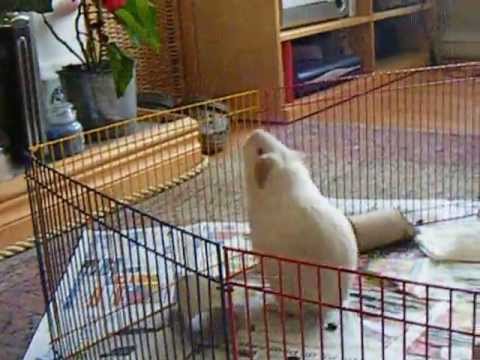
2 0 160 135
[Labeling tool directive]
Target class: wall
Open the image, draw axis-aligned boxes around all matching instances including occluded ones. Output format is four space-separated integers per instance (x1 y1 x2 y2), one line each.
29 0 84 80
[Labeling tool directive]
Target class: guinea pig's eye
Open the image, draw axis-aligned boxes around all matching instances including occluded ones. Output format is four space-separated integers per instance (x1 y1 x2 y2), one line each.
257 147 264 156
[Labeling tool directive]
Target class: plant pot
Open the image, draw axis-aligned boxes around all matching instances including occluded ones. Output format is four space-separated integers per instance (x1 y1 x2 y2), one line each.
58 64 137 138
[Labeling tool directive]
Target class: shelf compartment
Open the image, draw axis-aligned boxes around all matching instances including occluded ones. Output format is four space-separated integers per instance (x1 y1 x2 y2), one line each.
375 11 432 71
281 26 369 103
280 2 433 42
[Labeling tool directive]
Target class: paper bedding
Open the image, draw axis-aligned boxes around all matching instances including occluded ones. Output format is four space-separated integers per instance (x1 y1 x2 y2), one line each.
23 200 480 360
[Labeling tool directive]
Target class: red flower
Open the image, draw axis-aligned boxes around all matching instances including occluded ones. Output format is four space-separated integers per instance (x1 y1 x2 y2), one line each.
104 0 127 13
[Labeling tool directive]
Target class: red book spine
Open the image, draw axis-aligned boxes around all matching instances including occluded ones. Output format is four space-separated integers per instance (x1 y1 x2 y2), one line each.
282 41 295 103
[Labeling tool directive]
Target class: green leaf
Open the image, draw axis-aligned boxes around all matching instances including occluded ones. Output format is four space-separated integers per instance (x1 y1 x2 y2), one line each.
136 0 157 41
107 43 135 98
136 0 151 25
114 9 144 46
1 0 52 13
114 0 160 51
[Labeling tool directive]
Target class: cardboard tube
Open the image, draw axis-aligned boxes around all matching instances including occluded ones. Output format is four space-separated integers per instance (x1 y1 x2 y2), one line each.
349 209 416 253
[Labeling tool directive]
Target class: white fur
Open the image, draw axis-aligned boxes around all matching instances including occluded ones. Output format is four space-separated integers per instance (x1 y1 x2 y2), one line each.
243 129 358 318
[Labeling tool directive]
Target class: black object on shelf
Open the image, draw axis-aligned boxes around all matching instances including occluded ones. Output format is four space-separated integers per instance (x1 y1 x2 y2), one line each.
290 31 361 99
294 55 362 98
375 21 401 59
374 0 425 12
0 14 45 164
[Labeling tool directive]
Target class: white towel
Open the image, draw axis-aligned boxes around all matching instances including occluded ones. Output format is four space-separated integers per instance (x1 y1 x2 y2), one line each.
415 218 480 262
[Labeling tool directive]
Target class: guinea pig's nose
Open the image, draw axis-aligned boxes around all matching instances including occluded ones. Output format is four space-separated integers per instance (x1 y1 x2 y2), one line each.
257 147 264 156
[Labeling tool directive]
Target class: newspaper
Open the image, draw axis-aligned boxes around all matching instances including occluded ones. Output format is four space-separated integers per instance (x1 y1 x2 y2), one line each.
25 218 480 359
24 223 249 360
81 227 204 354
24 225 201 359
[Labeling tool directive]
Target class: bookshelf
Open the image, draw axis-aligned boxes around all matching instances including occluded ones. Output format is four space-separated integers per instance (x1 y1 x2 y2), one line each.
179 0 436 122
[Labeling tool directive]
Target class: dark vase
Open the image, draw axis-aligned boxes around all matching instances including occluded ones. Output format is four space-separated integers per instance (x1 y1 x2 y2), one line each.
58 64 137 138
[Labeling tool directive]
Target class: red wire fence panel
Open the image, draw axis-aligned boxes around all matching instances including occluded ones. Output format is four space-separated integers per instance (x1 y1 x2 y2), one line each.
224 247 480 360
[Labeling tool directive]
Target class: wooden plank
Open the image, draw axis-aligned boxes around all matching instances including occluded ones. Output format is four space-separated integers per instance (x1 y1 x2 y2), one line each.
0 147 203 249
280 16 371 42
0 186 116 251
348 23 376 72
0 119 197 205
356 0 373 16
0 132 201 229
0 120 198 223
373 2 433 22
0 176 26 204
0 132 205 249
101 142 203 202
79 133 202 200
49 117 198 178
274 0 285 90
376 50 430 71
0 217 33 249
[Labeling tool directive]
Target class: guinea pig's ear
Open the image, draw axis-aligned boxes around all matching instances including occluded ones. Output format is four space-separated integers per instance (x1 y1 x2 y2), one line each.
254 153 279 189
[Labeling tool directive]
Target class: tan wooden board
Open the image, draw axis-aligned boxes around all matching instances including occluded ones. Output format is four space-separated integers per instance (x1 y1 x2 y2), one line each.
373 2 433 22
0 176 27 204
0 118 198 205
357 0 372 16
0 124 199 227
0 129 204 250
280 15 372 42
349 23 376 72
376 50 431 72
48 117 198 178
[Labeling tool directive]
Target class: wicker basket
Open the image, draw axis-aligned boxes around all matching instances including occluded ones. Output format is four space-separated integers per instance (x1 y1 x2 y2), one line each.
105 0 185 100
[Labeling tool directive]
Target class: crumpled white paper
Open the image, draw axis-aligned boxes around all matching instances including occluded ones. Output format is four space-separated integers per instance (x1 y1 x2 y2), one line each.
416 218 480 262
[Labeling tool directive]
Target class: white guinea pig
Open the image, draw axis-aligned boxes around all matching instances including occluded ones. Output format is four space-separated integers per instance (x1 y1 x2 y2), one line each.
243 129 358 320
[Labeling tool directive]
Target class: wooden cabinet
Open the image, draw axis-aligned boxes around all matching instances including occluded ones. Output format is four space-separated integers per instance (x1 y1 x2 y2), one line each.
179 0 436 121
179 1 282 99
